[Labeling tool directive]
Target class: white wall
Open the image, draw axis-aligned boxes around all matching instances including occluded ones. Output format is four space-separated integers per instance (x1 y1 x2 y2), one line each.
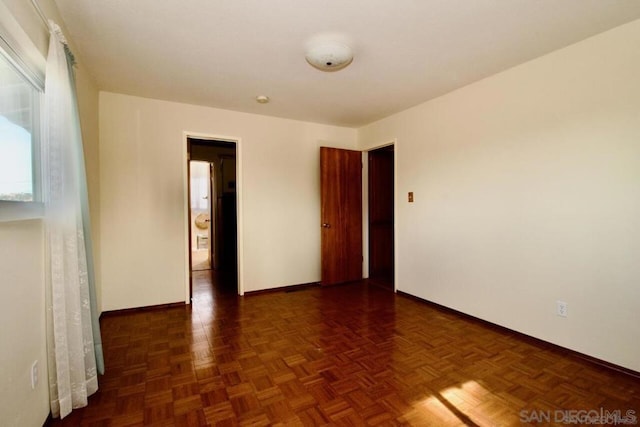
0 220 48 426
99 92 357 310
0 1 100 425
359 20 640 372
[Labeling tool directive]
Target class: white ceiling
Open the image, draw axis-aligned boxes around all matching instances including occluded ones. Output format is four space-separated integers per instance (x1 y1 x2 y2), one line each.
53 0 640 128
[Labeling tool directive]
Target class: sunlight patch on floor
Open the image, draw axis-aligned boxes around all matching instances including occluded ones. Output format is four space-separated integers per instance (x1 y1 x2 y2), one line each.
404 380 520 426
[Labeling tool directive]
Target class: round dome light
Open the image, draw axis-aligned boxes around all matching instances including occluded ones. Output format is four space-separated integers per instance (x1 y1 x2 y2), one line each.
305 42 353 72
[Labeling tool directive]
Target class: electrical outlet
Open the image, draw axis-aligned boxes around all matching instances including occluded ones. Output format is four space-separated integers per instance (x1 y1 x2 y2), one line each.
30 360 38 389
556 301 568 318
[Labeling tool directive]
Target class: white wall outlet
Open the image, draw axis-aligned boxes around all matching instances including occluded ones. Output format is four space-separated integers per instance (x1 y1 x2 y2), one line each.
30 360 38 389
556 300 568 318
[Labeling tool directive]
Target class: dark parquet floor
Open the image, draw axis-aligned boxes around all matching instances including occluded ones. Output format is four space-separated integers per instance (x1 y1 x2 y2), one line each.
47 271 640 426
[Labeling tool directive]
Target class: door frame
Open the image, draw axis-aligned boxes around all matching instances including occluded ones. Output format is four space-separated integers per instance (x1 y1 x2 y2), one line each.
182 132 244 301
362 139 397 292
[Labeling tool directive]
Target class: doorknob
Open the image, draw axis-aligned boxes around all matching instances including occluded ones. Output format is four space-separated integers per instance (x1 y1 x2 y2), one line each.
322 223 331 228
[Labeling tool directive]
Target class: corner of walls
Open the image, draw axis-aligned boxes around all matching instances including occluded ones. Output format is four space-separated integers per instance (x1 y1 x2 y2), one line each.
99 92 358 310
357 20 640 372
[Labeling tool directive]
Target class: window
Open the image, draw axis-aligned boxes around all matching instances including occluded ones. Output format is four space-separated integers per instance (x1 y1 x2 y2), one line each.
0 2 45 221
0 52 40 202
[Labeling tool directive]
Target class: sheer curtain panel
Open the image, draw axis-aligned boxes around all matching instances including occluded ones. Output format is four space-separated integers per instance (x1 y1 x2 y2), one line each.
43 21 103 419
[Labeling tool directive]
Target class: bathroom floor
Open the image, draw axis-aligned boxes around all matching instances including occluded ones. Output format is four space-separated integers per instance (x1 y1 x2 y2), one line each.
191 249 210 271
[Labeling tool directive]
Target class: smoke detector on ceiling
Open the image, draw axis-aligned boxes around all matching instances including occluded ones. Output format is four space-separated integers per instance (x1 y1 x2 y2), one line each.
305 42 353 72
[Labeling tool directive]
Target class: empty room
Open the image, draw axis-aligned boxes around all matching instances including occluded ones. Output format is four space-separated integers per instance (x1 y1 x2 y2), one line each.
1 0 639 426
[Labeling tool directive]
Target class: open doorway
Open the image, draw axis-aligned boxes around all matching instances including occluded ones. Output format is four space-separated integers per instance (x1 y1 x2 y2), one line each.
368 145 394 289
187 137 238 296
190 160 213 271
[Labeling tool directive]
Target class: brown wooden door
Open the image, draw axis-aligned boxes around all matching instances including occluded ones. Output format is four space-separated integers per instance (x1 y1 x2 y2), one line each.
320 147 363 285
368 146 394 285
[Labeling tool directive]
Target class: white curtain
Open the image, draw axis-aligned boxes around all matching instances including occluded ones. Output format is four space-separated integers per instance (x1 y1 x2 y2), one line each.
44 21 103 419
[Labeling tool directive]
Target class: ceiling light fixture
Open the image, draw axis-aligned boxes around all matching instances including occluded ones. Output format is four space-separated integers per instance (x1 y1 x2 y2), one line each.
305 42 353 72
256 95 269 104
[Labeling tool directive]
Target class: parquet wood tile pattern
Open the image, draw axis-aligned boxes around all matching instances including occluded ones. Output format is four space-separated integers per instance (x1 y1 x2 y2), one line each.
47 271 640 426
